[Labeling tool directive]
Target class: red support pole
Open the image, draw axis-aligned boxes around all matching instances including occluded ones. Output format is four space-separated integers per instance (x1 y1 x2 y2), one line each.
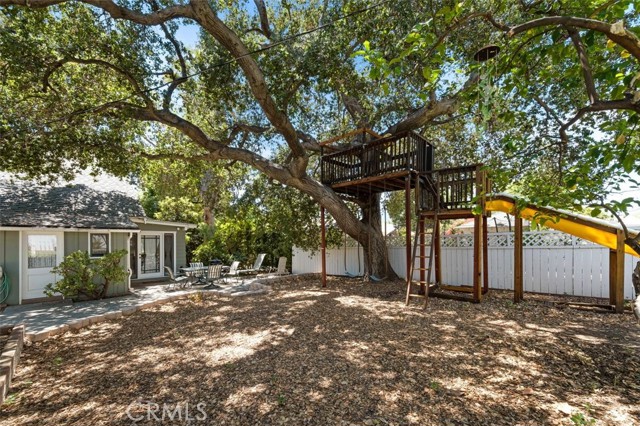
405 176 412 288
514 215 523 303
321 206 327 288
419 217 426 294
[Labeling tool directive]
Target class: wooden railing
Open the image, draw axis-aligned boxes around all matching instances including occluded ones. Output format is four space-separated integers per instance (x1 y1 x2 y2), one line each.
320 131 434 186
418 164 489 212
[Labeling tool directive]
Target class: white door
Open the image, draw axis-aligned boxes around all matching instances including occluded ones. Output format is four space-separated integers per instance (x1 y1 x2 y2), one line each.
139 233 163 279
22 232 64 301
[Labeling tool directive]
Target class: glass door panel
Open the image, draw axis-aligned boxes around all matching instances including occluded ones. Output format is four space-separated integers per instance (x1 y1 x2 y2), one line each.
141 235 160 274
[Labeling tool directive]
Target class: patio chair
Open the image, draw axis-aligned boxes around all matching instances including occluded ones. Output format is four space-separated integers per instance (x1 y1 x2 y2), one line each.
237 253 266 275
204 264 224 288
275 256 289 275
164 266 190 291
224 261 241 281
188 262 207 282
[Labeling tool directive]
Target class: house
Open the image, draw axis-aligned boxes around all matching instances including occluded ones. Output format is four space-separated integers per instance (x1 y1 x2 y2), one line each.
0 172 196 305
449 211 532 234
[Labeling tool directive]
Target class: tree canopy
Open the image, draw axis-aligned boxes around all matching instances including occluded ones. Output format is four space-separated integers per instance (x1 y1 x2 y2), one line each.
1 0 639 274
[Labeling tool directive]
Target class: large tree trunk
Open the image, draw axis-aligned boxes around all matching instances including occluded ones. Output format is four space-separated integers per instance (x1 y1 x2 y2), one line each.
289 176 396 280
360 193 397 279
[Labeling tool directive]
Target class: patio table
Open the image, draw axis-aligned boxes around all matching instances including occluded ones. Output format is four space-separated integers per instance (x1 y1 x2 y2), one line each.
180 266 209 284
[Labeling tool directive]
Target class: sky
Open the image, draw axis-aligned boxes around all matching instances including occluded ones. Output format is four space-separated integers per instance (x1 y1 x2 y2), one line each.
168 9 640 228
175 24 200 48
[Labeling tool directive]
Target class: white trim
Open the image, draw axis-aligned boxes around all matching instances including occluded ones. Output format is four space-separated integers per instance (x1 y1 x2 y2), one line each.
138 231 166 279
0 226 140 233
130 217 196 229
17 231 22 305
135 231 178 280
126 232 133 291
88 231 111 258
21 231 64 302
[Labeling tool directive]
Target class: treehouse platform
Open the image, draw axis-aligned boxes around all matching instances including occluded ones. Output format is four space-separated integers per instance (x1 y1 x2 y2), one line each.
318 128 490 306
320 130 434 196
417 164 490 219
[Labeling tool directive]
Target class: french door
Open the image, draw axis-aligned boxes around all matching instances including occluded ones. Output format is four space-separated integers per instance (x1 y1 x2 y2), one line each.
137 232 175 279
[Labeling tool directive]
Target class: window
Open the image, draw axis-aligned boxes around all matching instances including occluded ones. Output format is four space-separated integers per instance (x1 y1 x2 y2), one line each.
90 233 109 257
28 235 57 269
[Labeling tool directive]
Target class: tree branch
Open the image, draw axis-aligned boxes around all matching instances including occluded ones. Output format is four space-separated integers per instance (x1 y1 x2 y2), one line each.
385 73 479 135
188 0 307 174
0 0 194 24
560 99 640 138
224 122 270 145
531 93 563 126
253 0 272 39
43 57 153 106
339 91 370 129
150 1 189 110
508 17 640 61
566 26 598 104
134 150 215 163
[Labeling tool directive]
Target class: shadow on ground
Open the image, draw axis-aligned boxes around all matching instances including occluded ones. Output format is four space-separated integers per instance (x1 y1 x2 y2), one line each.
0 276 638 425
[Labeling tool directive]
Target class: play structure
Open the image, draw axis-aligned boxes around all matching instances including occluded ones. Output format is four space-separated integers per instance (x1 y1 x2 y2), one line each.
319 128 638 313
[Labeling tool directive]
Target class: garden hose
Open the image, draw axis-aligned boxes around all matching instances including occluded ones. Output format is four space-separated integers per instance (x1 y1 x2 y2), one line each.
0 267 8 304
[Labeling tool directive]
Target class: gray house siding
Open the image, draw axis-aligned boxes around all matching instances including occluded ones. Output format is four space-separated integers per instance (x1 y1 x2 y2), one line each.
106 232 130 297
176 231 186 269
64 232 88 255
0 231 20 305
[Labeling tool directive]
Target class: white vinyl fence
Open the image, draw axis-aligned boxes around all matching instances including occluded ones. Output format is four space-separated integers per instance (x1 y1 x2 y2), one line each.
293 231 637 300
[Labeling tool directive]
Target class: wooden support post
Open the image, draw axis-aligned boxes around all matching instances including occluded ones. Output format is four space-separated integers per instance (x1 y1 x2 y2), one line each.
514 215 523 303
609 229 625 313
321 206 327 288
482 217 489 295
405 176 412 289
434 219 441 285
473 214 483 303
419 216 426 293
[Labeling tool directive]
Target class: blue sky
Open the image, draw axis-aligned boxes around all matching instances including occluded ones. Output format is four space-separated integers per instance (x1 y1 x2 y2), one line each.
175 23 201 48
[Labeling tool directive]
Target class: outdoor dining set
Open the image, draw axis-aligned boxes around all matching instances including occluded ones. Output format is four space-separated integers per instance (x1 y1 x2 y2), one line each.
163 253 288 291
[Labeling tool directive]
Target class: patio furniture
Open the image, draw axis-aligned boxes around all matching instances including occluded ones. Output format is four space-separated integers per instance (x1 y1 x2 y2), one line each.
275 257 289 275
164 266 190 290
237 253 266 276
189 262 206 279
204 264 224 288
182 264 208 285
224 261 241 280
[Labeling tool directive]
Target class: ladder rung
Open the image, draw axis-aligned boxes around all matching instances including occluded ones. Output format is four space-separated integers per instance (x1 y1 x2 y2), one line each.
413 268 431 271
408 294 427 298
411 280 430 284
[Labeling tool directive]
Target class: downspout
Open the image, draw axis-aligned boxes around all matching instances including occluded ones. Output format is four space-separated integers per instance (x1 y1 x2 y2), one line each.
127 231 133 292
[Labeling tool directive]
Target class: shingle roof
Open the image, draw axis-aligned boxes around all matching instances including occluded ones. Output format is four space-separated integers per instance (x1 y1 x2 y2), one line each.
0 174 145 229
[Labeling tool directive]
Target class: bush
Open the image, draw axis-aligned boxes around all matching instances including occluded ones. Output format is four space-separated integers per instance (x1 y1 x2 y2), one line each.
192 238 235 265
45 250 128 300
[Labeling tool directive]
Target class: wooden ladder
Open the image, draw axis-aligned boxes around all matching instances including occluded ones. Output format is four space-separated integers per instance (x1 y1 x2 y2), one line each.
405 213 437 308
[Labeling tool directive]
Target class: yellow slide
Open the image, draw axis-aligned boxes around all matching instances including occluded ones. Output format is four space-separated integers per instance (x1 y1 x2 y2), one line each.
485 194 639 257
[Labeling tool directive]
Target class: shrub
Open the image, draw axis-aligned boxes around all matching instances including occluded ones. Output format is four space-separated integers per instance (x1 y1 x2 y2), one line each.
45 249 128 300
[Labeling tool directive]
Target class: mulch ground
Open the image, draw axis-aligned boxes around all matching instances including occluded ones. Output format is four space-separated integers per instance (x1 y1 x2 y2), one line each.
0 275 638 425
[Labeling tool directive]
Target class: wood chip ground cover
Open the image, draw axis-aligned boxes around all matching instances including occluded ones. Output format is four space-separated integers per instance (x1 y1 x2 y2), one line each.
0 276 638 425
